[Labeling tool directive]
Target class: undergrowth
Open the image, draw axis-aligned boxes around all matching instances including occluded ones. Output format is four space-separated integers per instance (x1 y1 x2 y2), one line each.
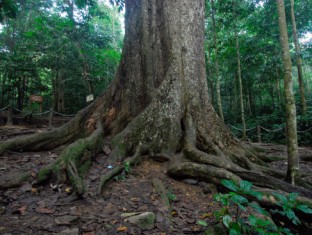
213 179 312 235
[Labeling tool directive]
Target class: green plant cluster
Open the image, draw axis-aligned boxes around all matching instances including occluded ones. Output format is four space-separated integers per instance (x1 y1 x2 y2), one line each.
213 179 312 235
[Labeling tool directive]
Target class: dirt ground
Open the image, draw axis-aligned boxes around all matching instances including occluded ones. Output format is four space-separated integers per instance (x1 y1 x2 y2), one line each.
0 125 312 235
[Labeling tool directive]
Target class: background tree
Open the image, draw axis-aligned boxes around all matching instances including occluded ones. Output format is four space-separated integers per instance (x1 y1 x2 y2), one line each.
289 0 307 114
276 0 299 185
205 0 311 145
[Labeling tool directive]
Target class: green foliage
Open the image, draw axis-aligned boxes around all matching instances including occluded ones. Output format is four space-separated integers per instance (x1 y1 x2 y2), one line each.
166 189 177 202
0 0 123 113
205 0 312 147
214 179 312 235
271 192 312 226
109 0 125 12
123 161 130 173
197 219 208 227
0 0 17 22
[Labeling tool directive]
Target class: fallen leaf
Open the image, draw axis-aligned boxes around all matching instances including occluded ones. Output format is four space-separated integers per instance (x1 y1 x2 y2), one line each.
18 206 27 215
31 187 38 193
200 212 213 219
111 219 118 224
55 215 78 225
65 187 73 193
117 226 128 232
36 207 54 214
130 197 140 202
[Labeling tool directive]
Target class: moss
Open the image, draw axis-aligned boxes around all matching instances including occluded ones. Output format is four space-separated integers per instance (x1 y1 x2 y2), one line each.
68 169 85 195
37 167 52 182
20 172 31 182
111 135 127 160
78 160 91 177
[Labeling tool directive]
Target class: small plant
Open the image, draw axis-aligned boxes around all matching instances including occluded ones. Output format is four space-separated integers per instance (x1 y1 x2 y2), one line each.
167 190 177 202
270 192 312 225
114 162 131 181
213 179 312 235
124 161 130 173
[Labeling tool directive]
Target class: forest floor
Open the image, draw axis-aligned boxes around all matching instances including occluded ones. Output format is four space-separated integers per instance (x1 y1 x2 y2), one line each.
0 125 312 235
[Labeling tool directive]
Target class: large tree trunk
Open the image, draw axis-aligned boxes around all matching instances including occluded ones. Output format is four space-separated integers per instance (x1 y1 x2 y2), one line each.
1 0 312 204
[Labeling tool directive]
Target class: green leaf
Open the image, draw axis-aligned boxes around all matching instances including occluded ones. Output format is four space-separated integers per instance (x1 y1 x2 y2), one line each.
230 194 248 205
221 179 239 192
288 193 298 203
285 209 296 221
24 31 35 37
229 229 240 235
296 204 312 214
273 192 287 204
239 180 253 192
248 214 257 226
247 190 263 200
197 220 208 227
214 206 228 220
255 218 272 227
249 202 270 216
222 215 233 228
270 208 285 216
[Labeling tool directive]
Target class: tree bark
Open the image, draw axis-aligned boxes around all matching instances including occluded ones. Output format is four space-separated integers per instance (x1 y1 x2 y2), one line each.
289 0 307 114
276 0 299 185
205 50 215 106
210 0 224 121
0 0 311 204
234 25 246 140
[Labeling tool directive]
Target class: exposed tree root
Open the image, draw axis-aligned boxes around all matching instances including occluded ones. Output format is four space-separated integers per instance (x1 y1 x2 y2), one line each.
0 171 32 189
36 121 103 196
0 88 311 226
0 105 97 155
97 148 142 194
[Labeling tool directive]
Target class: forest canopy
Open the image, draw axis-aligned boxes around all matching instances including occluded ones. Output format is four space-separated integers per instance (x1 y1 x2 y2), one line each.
0 0 124 113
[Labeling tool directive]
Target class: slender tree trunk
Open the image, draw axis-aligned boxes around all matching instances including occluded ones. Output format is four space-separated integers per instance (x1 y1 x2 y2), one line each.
304 65 311 96
276 0 299 185
271 81 275 112
234 76 239 121
246 88 252 116
276 70 281 109
290 0 307 114
75 41 93 94
235 28 246 140
210 0 224 121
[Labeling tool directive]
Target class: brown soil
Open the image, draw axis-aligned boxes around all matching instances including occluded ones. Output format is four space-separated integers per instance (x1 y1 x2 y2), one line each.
0 126 312 235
